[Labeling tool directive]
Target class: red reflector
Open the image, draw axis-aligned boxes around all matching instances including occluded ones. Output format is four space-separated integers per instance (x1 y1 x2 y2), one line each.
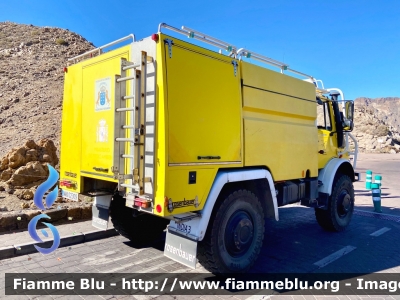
63 67 68 73
156 204 162 213
151 34 159 42
134 198 151 208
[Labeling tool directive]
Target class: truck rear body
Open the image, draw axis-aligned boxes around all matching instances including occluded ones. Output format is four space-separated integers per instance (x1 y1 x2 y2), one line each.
60 24 359 272
60 32 320 217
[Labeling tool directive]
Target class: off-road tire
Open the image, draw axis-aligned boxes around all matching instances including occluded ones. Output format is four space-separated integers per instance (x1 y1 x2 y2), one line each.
315 174 354 232
198 189 265 274
110 194 169 244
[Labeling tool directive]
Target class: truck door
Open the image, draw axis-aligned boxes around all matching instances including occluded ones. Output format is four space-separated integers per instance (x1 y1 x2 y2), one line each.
317 100 337 168
80 50 130 180
164 40 242 164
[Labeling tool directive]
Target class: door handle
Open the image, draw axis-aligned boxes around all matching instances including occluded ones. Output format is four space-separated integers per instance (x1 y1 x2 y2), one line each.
197 156 221 160
93 167 109 172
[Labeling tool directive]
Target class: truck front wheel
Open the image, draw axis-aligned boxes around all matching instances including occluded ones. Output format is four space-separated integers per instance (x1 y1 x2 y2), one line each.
110 194 169 244
198 189 265 273
315 174 354 232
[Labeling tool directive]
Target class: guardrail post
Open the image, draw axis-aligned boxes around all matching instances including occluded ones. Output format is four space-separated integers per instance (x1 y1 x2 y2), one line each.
366 170 372 190
374 174 382 188
371 183 382 213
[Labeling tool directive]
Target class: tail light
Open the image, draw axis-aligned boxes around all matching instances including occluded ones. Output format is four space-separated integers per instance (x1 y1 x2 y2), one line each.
134 197 151 208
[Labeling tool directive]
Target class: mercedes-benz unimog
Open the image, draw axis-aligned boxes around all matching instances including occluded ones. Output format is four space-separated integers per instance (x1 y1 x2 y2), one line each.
59 23 359 273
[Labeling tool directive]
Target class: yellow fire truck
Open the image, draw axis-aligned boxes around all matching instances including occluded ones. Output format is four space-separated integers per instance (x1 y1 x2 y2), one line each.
60 23 359 273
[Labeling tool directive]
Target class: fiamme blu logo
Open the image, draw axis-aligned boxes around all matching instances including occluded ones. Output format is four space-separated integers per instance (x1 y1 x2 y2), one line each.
27 165 61 254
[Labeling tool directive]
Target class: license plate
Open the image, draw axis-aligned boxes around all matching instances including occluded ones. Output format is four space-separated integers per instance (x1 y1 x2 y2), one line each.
62 190 78 201
170 220 193 234
164 229 197 269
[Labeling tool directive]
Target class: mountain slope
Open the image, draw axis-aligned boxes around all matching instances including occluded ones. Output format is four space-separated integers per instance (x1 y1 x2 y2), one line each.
0 22 95 159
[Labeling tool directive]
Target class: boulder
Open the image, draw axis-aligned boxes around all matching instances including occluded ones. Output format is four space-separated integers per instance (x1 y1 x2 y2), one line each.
8 161 48 186
0 168 14 181
8 147 26 169
25 149 39 162
0 139 59 186
25 140 38 149
21 202 30 209
14 189 34 200
38 139 59 167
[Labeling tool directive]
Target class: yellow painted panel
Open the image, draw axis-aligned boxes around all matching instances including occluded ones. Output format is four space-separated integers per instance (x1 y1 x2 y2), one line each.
244 116 318 180
165 40 242 164
153 37 168 216
241 62 315 101
80 48 130 179
241 60 318 180
60 63 83 192
243 87 316 121
164 168 217 216
317 129 338 168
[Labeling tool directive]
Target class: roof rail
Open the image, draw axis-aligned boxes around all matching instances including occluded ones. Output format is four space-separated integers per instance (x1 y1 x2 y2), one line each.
158 23 316 81
68 34 135 64
236 48 314 80
158 23 237 57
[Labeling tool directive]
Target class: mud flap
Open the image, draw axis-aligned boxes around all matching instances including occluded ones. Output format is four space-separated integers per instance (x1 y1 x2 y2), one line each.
92 195 112 230
164 228 198 269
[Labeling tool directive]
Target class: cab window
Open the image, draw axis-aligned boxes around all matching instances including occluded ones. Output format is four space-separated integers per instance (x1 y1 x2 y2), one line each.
317 102 332 131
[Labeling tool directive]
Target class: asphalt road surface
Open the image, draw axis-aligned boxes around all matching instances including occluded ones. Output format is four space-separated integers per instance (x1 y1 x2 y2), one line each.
1 153 400 300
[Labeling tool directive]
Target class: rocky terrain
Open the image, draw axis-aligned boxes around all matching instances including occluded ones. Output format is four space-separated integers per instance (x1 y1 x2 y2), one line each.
353 97 400 153
0 21 95 159
0 22 95 224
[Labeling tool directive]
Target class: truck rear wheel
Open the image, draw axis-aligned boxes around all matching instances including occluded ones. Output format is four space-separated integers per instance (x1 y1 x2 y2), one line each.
110 194 169 244
315 174 354 232
198 189 265 273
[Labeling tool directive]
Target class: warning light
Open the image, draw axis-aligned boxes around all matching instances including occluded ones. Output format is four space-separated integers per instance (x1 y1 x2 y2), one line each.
151 34 159 42
63 67 68 73
134 197 151 208
60 179 76 189
156 204 162 213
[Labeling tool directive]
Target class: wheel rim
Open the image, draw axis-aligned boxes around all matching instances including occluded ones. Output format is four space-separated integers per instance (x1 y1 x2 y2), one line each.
224 210 254 257
337 190 351 218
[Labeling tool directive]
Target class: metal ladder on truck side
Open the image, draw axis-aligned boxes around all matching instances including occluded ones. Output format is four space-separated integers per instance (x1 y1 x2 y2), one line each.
113 51 155 207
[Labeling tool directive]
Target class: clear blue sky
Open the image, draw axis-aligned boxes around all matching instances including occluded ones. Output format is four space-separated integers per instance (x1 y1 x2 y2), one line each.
1 0 399 99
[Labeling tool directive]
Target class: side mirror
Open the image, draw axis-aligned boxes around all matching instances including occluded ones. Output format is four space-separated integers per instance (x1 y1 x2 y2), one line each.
343 101 354 131
345 101 354 121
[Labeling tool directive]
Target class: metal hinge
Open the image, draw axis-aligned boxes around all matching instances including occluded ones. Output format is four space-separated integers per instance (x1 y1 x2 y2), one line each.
135 124 144 135
231 60 238 76
118 174 133 180
164 39 174 58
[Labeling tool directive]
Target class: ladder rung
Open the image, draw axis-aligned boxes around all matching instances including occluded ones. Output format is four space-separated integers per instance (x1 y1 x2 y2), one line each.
121 184 139 189
122 155 134 159
123 95 135 100
122 63 140 71
116 138 135 142
122 125 135 129
116 75 136 82
116 107 136 112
